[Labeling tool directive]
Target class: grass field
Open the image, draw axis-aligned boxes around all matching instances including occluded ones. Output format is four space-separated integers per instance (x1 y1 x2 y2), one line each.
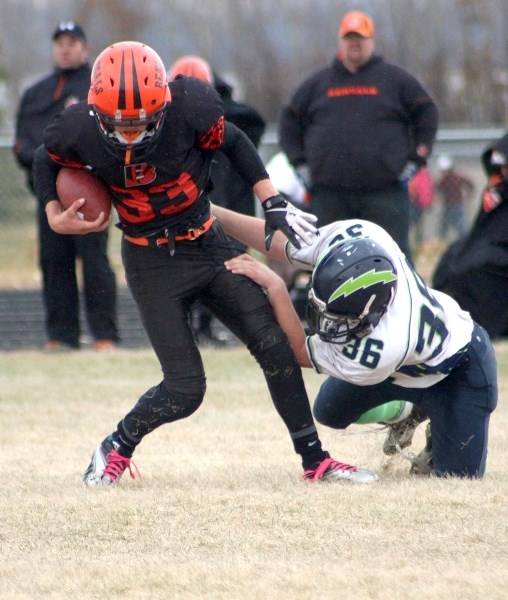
1 343 507 600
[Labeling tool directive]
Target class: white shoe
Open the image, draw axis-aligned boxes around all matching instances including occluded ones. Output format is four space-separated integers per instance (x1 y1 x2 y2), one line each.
304 457 378 483
383 405 428 455
83 436 139 487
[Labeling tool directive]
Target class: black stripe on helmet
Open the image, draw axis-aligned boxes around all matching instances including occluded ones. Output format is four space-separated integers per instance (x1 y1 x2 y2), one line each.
118 51 126 109
130 49 142 109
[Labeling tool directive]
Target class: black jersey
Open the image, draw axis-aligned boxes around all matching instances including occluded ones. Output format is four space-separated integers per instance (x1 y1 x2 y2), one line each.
35 77 268 238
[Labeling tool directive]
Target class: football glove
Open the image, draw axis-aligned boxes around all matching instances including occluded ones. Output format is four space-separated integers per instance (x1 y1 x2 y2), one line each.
262 194 318 250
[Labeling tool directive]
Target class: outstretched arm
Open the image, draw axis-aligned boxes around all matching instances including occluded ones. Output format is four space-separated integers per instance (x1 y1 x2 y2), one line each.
224 253 311 368
212 203 289 262
219 123 317 250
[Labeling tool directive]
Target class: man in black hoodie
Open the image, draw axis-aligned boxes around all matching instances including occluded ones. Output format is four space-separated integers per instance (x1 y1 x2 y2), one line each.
279 10 439 263
13 22 118 351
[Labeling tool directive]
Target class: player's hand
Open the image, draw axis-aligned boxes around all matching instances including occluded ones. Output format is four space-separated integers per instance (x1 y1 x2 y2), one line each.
225 253 283 290
45 198 111 234
262 194 318 250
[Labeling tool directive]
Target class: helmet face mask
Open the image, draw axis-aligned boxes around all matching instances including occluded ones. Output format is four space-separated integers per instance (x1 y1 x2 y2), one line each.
88 41 171 162
93 107 165 153
306 287 366 343
306 238 397 344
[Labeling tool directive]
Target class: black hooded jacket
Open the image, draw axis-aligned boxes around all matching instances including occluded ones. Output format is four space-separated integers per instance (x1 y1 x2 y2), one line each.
14 63 91 191
279 54 438 192
209 73 266 216
433 133 508 338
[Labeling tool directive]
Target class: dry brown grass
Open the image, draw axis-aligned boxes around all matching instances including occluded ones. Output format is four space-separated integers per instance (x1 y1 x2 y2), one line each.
1 343 507 600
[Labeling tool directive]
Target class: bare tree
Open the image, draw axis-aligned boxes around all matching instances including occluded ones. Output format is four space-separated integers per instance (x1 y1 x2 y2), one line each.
2 0 508 133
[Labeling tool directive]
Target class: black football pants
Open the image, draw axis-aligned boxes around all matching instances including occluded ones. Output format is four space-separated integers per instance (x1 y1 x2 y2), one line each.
313 323 497 478
120 221 318 452
37 203 118 347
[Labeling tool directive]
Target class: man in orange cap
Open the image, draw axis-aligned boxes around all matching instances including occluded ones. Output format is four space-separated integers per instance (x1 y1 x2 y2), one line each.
279 10 438 266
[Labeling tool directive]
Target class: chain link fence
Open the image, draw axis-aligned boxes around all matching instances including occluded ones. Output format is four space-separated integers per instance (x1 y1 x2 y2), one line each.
0 129 503 349
0 127 503 276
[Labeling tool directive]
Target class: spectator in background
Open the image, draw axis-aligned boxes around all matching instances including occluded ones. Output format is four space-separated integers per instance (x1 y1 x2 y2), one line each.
408 166 435 249
433 136 508 339
279 10 439 264
435 154 474 242
13 22 118 351
168 55 266 346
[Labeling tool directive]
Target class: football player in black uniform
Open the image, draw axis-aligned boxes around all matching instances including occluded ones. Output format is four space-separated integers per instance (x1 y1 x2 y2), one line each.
33 41 377 486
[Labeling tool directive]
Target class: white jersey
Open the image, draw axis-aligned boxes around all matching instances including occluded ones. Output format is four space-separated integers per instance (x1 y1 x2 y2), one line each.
287 220 474 388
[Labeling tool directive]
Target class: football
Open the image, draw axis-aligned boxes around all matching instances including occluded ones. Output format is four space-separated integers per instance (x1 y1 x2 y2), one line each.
56 167 112 221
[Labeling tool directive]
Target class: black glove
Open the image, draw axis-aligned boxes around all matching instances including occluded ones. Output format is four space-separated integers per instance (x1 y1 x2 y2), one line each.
262 194 318 250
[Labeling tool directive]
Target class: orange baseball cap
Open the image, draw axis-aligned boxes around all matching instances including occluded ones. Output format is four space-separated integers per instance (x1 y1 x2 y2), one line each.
339 11 375 38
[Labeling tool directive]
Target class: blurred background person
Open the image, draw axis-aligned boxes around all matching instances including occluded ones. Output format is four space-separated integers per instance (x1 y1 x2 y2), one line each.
433 135 508 339
408 165 435 250
13 21 118 351
278 10 439 264
435 153 474 243
167 55 266 346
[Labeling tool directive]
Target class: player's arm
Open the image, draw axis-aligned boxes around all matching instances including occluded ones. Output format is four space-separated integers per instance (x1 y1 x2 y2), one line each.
224 253 311 368
32 145 109 234
212 203 288 262
219 122 317 250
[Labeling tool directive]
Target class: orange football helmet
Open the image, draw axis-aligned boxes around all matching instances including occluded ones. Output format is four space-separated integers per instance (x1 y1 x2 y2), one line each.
167 55 213 84
88 41 171 161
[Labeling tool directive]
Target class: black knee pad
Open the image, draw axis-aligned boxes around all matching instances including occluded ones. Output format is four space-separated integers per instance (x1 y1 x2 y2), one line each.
254 338 300 376
123 382 204 439
312 400 349 429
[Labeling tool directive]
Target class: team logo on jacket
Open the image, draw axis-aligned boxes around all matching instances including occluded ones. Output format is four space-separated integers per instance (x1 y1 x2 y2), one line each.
124 163 156 187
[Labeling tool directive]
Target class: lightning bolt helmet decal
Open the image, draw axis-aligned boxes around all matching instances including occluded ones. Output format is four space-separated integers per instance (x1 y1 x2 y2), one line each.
329 268 397 302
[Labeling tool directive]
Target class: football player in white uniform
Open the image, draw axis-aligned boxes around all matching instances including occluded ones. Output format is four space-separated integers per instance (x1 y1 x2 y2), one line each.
214 205 498 478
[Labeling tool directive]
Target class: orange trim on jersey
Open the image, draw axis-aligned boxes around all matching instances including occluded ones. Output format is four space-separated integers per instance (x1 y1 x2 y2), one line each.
47 150 85 169
198 116 225 149
327 86 378 97
124 214 215 247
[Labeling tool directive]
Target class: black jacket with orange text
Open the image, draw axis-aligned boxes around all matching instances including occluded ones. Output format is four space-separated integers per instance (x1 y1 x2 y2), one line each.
279 54 438 193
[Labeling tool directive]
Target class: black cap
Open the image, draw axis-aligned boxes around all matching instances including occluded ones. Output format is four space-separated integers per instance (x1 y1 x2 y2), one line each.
52 21 87 43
